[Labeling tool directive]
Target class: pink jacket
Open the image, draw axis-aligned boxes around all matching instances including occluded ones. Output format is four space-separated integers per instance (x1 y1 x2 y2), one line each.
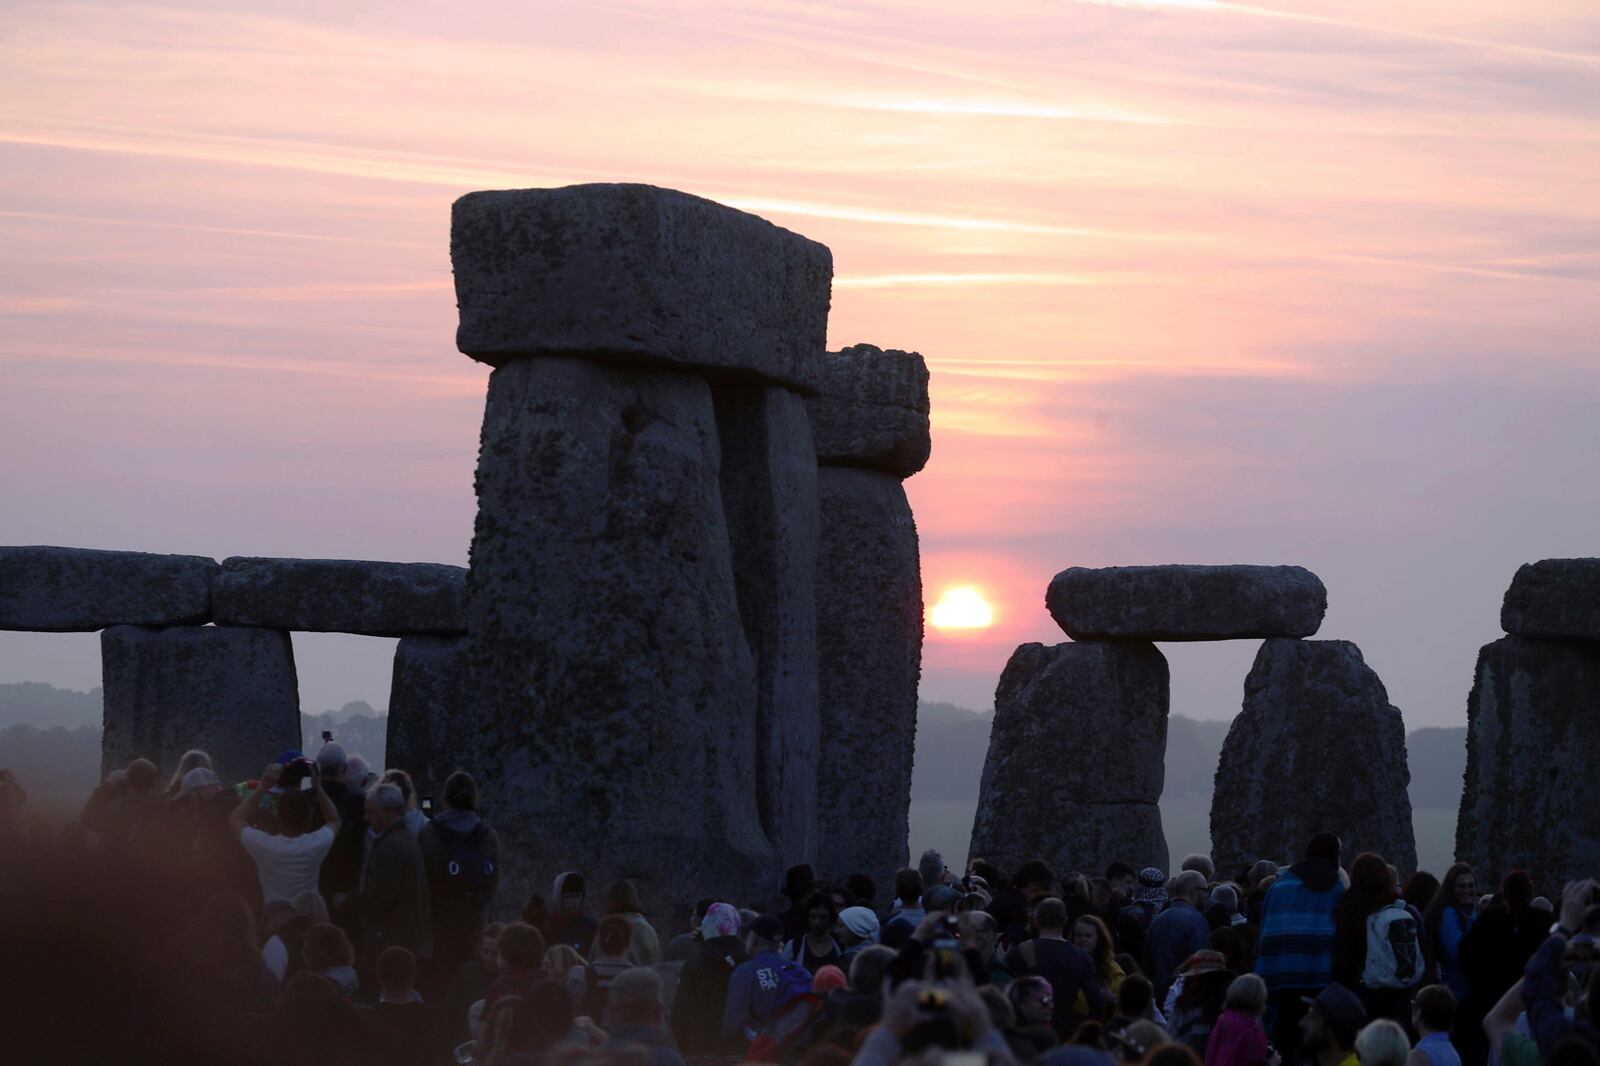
1206 1009 1270 1066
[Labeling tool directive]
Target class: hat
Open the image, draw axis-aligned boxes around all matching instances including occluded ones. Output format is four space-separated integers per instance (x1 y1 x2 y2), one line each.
751 915 785 942
1175 950 1229 978
813 965 848 995
176 767 221 798
840 906 880 943
700 902 742 940
1133 867 1168 906
1302 982 1367 1041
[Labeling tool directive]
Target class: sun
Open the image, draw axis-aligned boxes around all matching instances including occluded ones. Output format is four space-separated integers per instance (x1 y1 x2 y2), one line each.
930 586 994 632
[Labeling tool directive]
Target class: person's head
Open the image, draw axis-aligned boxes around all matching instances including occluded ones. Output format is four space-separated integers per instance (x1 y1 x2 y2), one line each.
480 922 505 971
1547 1034 1600 1066
1172 870 1208 908
839 905 880 947
1182 854 1215 883
1009 975 1055 1026
1433 863 1477 908
1210 884 1240 916
923 884 961 914
364 783 406 832
315 742 347 778
165 750 212 794
276 789 313 835
341 754 372 791
521 894 548 928
290 889 330 925
920 848 949 889
557 872 585 914
748 914 784 954
1062 872 1091 903
596 913 633 959
1106 861 1138 900
805 891 840 936
1306 833 1343 868
700 901 742 941
302 922 354 971
1116 1020 1170 1063
1015 859 1054 899
609 966 664 1029
959 910 998 960
497 922 546 972
1402 871 1440 913
846 873 877 907
1247 860 1280 891
1118 974 1156 1019
1412 985 1457 1035
813 964 848 996
1089 876 1114 909
1301 983 1366 1054
785 864 817 903
1346 853 1399 915
544 943 585 979
126 757 159 794
175 767 223 803
1224 973 1268 1016
377 945 416 999
848 944 896 996
894 868 923 906
1355 1020 1411 1066
1073 915 1113 968
602 879 645 916
441 770 478 812
979 985 1016 1032
1034 896 1068 934
379 768 416 809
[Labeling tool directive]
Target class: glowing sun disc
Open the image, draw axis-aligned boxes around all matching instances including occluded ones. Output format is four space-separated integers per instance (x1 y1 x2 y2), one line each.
931 586 994 631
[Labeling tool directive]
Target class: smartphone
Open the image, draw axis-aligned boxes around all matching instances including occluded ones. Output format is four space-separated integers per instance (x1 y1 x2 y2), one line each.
421 796 434 812
299 776 315 791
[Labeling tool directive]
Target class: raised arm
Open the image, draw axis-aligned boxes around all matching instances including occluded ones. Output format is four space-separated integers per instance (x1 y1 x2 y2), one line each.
311 763 340 834
229 763 282 837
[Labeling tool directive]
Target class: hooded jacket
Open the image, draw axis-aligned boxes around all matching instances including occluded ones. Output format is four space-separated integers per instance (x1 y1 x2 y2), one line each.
548 871 598 955
1255 858 1345 991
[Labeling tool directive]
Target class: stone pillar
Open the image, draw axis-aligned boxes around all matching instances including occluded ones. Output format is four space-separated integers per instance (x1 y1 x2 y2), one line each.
969 642 1170 874
451 183 832 918
809 344 930 889
101 625 300 786
1212 639 1416 876
385 635 474 800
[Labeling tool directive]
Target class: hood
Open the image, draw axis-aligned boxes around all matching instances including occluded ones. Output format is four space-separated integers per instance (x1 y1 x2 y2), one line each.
434 808 481 833
553 870 578 902
1290 857 1341 893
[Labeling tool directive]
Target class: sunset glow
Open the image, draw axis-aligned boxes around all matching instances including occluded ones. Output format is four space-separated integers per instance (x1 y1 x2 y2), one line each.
931 587 995 633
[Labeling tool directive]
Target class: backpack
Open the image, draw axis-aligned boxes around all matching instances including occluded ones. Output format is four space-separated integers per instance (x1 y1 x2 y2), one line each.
744 992 823 1063
1363 902 1423 989
434 822 495 899
765 956 815 1015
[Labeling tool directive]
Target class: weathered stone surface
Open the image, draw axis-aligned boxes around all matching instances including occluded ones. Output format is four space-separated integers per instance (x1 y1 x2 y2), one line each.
212 557 465 636
1211 639 1416 876
1457 636 1600 897
1501 559 1600 641
468 356 771 922
815 468 923 889
0 546 216 631
452 184 832 393
969 642 1170 875
1047 564 1327 642
385 636 476 800
101 625 300 786
807 344 931 477
714 385 820 868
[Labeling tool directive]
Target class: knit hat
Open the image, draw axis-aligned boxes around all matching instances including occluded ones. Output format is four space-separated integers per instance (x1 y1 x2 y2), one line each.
700 902 742 940
839 906 880 943
1133 867 1168 906
813 965 848 995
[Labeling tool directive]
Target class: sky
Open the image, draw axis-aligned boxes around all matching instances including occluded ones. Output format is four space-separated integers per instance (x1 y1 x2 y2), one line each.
2 0 1597 727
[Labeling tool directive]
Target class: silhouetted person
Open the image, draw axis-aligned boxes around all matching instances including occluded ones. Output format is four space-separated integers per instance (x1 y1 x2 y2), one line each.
338 783 430 974
418 770 498 982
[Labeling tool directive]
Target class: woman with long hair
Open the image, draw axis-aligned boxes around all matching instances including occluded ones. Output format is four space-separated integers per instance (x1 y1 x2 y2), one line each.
1333 853 1416 1025
162 750 212 798
1420 864 1476 998
1072 914 1125 1015
597 878 661 965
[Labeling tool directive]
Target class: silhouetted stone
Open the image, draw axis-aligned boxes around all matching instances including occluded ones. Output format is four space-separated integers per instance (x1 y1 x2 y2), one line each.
0 546 215 631
467 356 772 919
1457 636 1600 896
968 641 1169 875
714 385 820 867
815 467 923 887
1500 558 1600 641
1047 564 1327 641
101 625 300 786
807 344 931 477
1211 639 1416 876
452 184 832 392
385 636 474 800
212 557 466 636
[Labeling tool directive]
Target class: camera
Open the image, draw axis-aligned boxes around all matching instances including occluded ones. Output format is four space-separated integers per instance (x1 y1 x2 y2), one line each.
322 729 333 742
931 914 962 980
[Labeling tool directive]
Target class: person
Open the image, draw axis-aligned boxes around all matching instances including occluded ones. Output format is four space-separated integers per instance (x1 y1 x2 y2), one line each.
548 871 597 955
229 759 341 904
962 909 1015 987
1169 950 1238 1057
784 891 843 973
672 901 749 1056
1185 855 1218 885
582 913 637 1019
838 905 881 968
780 864 819 943
486 922 548 1006
377 945 423 1004
1108 973 1168 1036
921 848 953 891
162 749 212 798
1520 879 1600 1060
663 899 712 962
1421 866 1476 1000
1121 868 1170 961
418 770 499 980
853 964 1010 1066
1149 872 1215 1002
170 890 279 1018
1257 834 1346 1065
1010 974 1059 1032
1299 983 1368 1066
378 768 428 834
724 914 811 1045
262 889 331 983
603 967 686 1066
1333 853 1423 1024
1074 914 1126 1014
597 878 661 965
338 782 431 972
847 874 878 909
882 868 926 947
1403 873 1441 918
1005 896 1108 1036
1210 886 1249 930
81 756 162 848
544 943 588 1006
1205 974 1275 1066
168 764 257 904
446 922 503 1041
1459 870 1551 1066
1405 985 1461 1066
1355 1020 1411 1066
302 921 361 997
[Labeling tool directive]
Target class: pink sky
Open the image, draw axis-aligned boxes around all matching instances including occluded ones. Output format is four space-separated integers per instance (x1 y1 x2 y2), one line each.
2 0 1598 724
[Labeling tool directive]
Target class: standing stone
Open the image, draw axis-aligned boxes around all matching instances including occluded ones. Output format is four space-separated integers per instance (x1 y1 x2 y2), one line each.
713 385 820 868
1 546 216 631
814 468 923 887
467 356 771 920
212 557 466 636
1500 559 1600 641
969 642 1170 875
100 625 300 786
385 636 475 800
1046 564 1327 642
1212 639 1416 876
1457 636 1600 896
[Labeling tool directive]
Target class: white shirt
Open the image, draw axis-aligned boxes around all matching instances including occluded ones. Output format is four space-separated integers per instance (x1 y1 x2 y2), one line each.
240 824 335 904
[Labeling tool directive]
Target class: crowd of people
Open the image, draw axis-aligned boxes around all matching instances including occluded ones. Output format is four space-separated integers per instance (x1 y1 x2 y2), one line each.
0 746 1595 1066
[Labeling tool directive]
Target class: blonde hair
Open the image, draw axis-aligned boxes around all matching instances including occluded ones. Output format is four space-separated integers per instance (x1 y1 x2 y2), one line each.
1355 1020 1411 1066
165 750 213 795
544 943 586 976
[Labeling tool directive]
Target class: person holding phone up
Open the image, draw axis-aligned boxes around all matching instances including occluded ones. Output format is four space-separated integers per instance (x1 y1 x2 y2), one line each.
229 757 342 905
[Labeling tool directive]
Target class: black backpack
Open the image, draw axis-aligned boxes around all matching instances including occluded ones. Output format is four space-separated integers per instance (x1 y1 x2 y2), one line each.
433 822 495 899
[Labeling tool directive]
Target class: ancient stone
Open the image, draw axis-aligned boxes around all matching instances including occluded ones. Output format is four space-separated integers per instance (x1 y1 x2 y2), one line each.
1500 558 1600 641
100 625 300 786
451 184 832 393
212 556 466 636
1211 639 1416 876
385 636 476 801
1047 564 1327 642
807 344 931 477
467 356 771 921
713 385 820 868
0 545 215 631
1457 636 1600 897
968 641 1170 875
815 467 923 889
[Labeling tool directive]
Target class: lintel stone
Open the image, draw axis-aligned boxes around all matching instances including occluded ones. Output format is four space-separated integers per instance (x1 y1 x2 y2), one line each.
0 545 216 632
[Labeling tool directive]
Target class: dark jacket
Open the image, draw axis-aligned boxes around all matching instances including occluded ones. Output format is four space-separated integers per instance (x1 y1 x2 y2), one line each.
1005 936 1108 1035
343 821 432 968
418 809 499 970
318 778 368 897
1522 931 1599 1057
605 1024 687 1066
673 934 749 1055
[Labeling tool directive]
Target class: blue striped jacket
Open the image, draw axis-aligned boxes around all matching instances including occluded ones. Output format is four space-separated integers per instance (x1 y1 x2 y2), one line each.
1255 863 1345 991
